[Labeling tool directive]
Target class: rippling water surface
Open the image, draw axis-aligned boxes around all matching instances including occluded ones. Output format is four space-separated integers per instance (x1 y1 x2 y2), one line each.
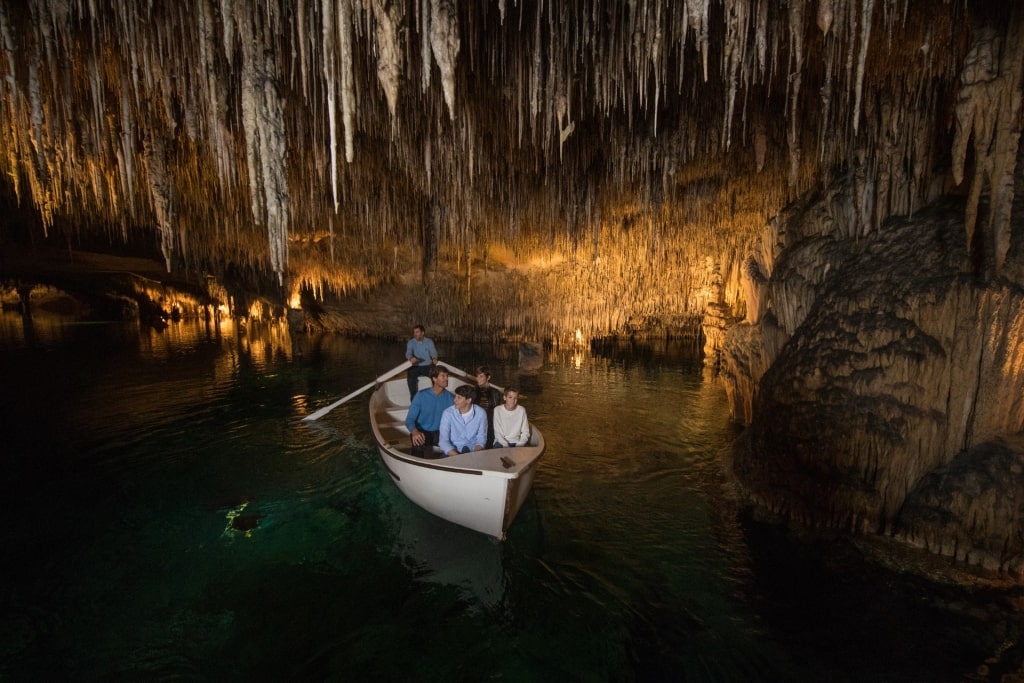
0 315 1011 681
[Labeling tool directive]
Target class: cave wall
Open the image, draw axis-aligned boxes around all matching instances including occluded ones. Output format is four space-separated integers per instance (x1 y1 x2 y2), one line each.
722 167 1024 572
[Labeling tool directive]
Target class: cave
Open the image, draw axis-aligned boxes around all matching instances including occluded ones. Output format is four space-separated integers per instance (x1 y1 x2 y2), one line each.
2 0 1024 625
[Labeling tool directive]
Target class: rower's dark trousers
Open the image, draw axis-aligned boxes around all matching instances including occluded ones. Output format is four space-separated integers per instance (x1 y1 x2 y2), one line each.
407 363 431 399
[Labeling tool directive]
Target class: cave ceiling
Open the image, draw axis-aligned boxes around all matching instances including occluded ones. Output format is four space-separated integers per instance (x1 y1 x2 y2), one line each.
0 0 1020 310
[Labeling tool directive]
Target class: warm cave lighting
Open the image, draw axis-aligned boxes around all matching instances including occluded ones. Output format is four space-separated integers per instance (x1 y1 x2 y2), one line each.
574 328 583 344
288 292 301 309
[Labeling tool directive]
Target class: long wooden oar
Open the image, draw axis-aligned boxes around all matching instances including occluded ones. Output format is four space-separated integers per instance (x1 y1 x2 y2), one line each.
302 360 412 422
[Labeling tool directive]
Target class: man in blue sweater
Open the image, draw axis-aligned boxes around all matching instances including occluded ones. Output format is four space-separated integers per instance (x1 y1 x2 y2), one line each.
405 364 453 458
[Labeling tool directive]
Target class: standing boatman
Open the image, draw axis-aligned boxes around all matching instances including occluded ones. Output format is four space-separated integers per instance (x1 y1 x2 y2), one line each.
405 324 439 400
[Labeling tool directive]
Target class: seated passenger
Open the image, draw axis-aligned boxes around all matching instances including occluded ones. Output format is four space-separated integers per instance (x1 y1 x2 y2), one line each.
439 385 488 457
491 387 530 447
405 365 454 458
473 365 503 447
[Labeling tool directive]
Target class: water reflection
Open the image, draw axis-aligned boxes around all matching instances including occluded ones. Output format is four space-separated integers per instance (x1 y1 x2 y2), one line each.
386 489 509 609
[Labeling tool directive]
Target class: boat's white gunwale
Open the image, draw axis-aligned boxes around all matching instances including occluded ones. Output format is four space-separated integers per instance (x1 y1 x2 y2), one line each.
375 443 485 478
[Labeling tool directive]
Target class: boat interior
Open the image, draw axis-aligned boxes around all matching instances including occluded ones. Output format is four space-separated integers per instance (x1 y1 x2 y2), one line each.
371 367 542 473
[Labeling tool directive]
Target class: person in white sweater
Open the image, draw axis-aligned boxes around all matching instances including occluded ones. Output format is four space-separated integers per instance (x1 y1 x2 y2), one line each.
491 387 531 447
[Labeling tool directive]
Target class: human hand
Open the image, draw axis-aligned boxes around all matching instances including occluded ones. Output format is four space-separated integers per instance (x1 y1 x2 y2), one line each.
411 429 425 446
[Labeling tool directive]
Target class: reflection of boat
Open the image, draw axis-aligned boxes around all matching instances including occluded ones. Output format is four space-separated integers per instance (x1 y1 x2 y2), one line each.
368 366 545 540
385 487 508 608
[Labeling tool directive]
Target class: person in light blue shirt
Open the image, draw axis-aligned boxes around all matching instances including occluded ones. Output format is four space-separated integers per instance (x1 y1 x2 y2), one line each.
405 324 439 399
439 385 488 457
405 365 454 458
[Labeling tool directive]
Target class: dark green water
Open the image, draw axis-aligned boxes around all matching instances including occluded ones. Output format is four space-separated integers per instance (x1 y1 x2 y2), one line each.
0 314 1012 681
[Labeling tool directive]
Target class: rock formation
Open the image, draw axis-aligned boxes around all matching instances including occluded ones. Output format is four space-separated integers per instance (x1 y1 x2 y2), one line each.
726 180 1024 574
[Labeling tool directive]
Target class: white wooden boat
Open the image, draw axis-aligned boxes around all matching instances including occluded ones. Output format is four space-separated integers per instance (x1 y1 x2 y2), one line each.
368 366 544 540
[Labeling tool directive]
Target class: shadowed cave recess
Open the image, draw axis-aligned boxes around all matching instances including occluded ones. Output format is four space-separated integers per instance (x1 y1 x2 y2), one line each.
3 0 1024 582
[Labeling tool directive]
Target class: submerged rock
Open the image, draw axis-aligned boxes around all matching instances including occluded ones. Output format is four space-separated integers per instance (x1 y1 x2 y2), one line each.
229 514 264 532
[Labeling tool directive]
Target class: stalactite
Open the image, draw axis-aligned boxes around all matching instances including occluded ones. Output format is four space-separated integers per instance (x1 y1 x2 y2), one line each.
721 0 747 151
372 0 403 122
685 0 710 82
749 0 765 78
952 19 1024 273
430 0 459 120
322 0 339 209
297 0 309 100
786 0 804 188
238 2 290 284
818 32 835 163
339 0 356 163
818 0 834 35
852 0 875 135
144 137 174 272
419 0 431 92
529 2 541 124
0 1 19 201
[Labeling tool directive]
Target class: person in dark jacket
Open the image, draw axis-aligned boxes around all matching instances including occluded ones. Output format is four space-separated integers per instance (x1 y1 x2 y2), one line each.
473 365 503 448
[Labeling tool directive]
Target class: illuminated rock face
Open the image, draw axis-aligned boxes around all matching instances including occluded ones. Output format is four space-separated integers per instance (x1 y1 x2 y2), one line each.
728 188 1024 573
